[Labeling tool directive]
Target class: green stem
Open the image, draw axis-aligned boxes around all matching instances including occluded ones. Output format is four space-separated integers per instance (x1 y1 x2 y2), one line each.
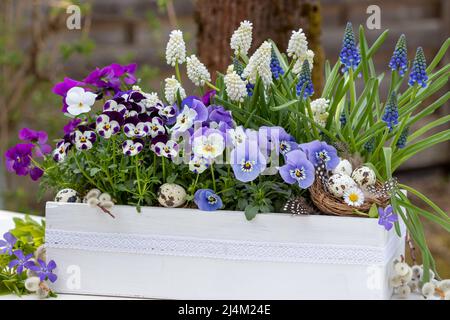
135 156 142 197
161 156 166 182
175 61 182 84
205 81 220 92
210 163 216 192
74 154 98 188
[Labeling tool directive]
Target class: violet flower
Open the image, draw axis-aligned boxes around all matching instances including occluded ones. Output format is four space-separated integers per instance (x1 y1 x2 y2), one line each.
4 143 34 176
194 189 223 211
9 250 34 274
202 90 216 106
279 149 315 188
28 259 58 283
300 140 339 170
84 65 121 93
96 112 123 139
52 140 71 163
122 139 144 156
378 205 398 231
0 232 17 255
123 117 149 138
230 141 267 182
18 128 51 157
63 118 82 135
73 129 97 151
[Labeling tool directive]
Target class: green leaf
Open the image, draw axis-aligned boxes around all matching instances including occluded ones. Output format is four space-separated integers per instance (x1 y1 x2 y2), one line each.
368 204 379 218
244 205 259 221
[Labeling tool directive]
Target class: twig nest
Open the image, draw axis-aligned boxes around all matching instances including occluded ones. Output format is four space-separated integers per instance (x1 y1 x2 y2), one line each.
54 189 81 203
157 183 187 208
327 173 357 197
332 159 353 176
351 166 376 188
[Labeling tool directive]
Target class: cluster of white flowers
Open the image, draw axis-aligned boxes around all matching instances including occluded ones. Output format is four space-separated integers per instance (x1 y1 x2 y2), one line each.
287 29 308 59
164 76 186 105
292 49 315 74
224 65 248 103
390 258 450 300
310 98 329 127
242 41 272 87
143 92 161 108
166 30 186 67
186 54 211 86
230 20 253 56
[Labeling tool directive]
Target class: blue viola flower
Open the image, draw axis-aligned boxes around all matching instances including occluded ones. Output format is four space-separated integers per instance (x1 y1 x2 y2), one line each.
28 259 58 283
389 34 408 76
339 22 361 72
270 49 284 80
9 250 34 274
396 127 409 149
279 149 315 189
296 60 314 99
378 205 398 231
230 141 267 182
382 92 399 132
0 232 17 255
194 189 223 211
408 47 428 88
300 140 339 170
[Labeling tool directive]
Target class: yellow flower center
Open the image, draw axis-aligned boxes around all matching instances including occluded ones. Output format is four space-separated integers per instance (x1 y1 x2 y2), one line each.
349 193 359 202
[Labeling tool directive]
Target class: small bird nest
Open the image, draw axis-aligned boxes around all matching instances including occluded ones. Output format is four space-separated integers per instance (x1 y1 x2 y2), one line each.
309 178 390 217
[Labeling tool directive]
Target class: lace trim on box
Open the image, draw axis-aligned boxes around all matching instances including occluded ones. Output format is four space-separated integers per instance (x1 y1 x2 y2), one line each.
46 228 399 265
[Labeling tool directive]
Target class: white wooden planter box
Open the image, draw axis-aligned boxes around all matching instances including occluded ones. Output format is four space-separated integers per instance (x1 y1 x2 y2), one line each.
45 202 405 300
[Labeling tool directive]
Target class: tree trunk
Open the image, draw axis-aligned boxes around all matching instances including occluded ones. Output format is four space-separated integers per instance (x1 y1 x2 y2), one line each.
195 0 323 94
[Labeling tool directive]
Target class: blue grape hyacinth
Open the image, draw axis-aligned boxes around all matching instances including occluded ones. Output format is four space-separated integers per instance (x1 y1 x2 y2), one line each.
408 47 428 88
396 127 409 149
270 49 284 80
296 60 314 99
339 22 361 72
389 34 408 76
382 92 399 132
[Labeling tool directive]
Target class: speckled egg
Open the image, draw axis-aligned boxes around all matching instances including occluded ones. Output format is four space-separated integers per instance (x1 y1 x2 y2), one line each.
327 173 357 197
351 166 376 188
332 159 353 176
157 183 187 208
54 188 82 203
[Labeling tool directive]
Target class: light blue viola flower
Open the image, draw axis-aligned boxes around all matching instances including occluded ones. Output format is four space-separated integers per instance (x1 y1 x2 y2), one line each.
279 149 315 188
194 189 223 211
300 140 339 170
230 141 267 182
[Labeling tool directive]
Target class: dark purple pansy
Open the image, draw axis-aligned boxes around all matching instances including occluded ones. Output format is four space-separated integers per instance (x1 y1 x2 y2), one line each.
202 90 216 106
4 143 34 176
63 118 82 135
18 128 52 157
9 250 34 274
0 232 16 255
28 259 58 283
84 65 121 93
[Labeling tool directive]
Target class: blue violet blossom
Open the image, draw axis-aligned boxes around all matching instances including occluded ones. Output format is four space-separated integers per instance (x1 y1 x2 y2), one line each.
408 47 428 88
296 60 314 99
378 205 398 231
279 149 315 188
194 189 223 211
389 34 408 76
339 22 361 72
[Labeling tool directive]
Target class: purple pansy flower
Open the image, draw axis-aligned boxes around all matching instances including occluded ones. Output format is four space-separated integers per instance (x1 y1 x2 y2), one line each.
4 143 34 176
73 129 96 151
189 155 210 174
52 77 85 113
28 259 57 283
194 189 223 211
378 205 398 231
202 90 216 106
172 97 209 133
300 140 339 170
0 232 16 255
148 117 166 138
18 128 51 157
84 65 121 93
110 63 137 85
123 117 149 138
230 140 267 182
207 105 234 131
122 139 144 156
279 149 315 188
96 112 123 139
52 140 71 163
29 167 44 181
9 250 34 274
103 99 127 116
63 118 82 135
152 137 178 159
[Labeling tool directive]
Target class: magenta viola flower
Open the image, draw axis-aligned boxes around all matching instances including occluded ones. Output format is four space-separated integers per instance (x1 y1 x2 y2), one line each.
122 139 144 156
18 128 51 157
230 142 267 182
202 90 216 106
378 205 398 231
84 65 121 92
52 77 85 113
9 250 34 274
117 63 138 85
4 143 34 176
63 118 82 135
279 149 315 188
0 232 16 255
194 189 223 211
300 140 339 170
28 259 58 283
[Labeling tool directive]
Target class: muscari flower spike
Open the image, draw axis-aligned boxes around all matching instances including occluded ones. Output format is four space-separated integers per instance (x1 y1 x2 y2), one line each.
339 22 361 72
296 60 314 99
408 47 428 88
382 92 399 132
364 137 376 153
396 127 409 149
270 48 284 80
389 34 408 76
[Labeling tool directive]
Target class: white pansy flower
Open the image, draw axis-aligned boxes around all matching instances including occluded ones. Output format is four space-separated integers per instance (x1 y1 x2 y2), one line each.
230 20 253 56
186 55 211 86
192 133 225 159
310 98 329 127
164 76 186 105
227 126 247 146
172 105 197 133
224 66 248 102
242 41 272 87
189 156 209 174
287 28 308 60
165 30 186 67
293 49 315 74
65 87 97 116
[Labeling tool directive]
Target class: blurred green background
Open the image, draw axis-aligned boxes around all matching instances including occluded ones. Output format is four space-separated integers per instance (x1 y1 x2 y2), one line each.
0 0 448 277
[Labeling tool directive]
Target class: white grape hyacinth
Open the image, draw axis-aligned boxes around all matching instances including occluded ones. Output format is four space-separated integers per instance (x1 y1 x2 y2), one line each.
224 65 248 103
293 49 315 74
242 41 272 87
310 98 329 127
186 55 211 86
166 30 186 67
287 28 308 59
230 20 253 56
143 92 161 108
164 76 186 105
